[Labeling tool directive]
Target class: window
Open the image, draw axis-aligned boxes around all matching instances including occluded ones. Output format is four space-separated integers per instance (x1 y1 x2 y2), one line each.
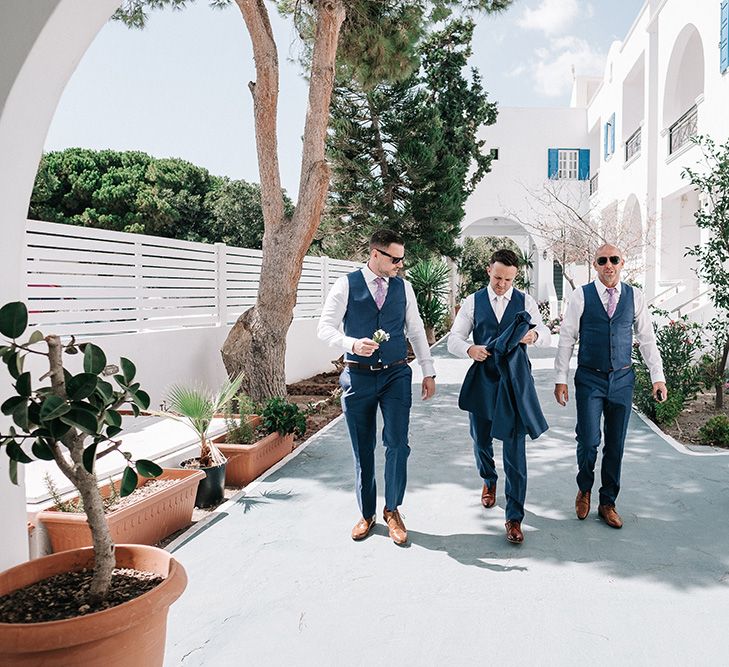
548 148 590 180
722 1 729 73
489 148 499 160
558 150 579 179
604 113 616 159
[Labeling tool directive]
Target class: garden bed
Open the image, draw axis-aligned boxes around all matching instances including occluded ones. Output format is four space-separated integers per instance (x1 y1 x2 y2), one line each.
659 392 729 447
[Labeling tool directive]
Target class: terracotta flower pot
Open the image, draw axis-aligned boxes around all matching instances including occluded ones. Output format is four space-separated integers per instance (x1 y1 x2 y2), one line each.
213 431 295 487
0 544 186 666
37 468 205 553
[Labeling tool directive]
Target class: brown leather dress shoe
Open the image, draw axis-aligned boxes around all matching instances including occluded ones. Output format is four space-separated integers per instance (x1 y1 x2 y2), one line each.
575 490 591 520
383 508 408 545
598 504 623 529
351 516 376 541
481 483 497 508
505 520 524 544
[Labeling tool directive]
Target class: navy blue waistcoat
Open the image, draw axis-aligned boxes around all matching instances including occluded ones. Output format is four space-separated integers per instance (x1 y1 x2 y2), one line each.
458 288 525 418
577 282 634 371
343 270 407 365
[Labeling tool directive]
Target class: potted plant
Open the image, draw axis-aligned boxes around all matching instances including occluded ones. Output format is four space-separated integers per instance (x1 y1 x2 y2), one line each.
159 375 243 508
0 302 186 666
214 396 306 487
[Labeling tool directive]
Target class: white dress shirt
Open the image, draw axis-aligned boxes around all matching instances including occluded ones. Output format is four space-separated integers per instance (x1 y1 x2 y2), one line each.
554 279 665 384
447 285 551 358
317 265 436 377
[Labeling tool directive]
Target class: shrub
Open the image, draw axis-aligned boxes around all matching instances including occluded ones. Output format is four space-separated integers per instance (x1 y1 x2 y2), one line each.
699 415 729 447
262 397 306 437
224 392 259 444
653 391 685 426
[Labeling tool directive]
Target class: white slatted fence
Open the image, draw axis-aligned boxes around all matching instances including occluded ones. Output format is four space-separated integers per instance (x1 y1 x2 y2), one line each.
24 220 360 337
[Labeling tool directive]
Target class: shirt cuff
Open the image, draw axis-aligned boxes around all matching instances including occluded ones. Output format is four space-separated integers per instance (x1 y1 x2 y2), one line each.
554 373 569 385
419 361 436 378
649 371 666 384
342 336 357 354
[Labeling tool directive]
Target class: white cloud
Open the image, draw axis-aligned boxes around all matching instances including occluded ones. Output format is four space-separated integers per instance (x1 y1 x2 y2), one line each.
517 0 580 36
531 35 606 97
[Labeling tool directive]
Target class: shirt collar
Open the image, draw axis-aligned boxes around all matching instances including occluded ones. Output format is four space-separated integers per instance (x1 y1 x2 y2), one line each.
594 279 621 295
487 285 513 301
362 264 388 284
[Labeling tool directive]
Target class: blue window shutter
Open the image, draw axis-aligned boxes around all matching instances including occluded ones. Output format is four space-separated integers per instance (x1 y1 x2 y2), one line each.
604 122 609 158
609 113 616 155
721 1 729 73
548 148 559 179
578 149 590 180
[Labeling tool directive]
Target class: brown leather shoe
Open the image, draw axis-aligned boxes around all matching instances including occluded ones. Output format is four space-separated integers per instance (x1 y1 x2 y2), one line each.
575 490 591 520
598 504 623 529
505 520 524 544
481 483 497 508
351 516 375 541
383 508 408 545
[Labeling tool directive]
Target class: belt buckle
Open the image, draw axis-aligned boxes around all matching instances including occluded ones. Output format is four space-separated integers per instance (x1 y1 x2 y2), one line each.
370 362 385 371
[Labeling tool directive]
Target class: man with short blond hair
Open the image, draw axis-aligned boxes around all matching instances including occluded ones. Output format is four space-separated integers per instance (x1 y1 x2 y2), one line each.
554 243 667 528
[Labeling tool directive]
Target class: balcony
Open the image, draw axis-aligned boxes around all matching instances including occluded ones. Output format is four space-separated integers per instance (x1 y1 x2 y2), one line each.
669 106 697 155
589 171 599 196
625 127 641 162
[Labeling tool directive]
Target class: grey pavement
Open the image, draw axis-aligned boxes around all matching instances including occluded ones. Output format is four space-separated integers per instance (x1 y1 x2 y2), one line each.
164 340 729 666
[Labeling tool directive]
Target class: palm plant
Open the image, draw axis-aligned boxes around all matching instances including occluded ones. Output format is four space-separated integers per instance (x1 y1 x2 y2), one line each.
408 258 450 343
161 374 244 468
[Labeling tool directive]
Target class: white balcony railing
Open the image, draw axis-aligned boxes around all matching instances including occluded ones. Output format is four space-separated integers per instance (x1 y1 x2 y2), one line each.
669 106 697 155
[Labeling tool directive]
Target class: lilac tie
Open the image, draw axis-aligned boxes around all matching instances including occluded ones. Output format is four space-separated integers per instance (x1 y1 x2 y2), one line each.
606 287 617 318
374 277 386 309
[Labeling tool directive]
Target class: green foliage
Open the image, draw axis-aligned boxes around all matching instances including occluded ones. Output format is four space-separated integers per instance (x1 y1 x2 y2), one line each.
262 397 307 437
632 310 703 421
0 301 157 497
29 148 286 249
163 374 244 466
321 18 498 263
699 415 729 447
696 317 729 408
408 258 450 332
224 392 259 444
457 236 521 298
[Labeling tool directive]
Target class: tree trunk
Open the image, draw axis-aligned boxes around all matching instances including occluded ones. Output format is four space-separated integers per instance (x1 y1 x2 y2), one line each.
716 339 729 410
425 325 436 345
223 0 346 401
47 335 115 600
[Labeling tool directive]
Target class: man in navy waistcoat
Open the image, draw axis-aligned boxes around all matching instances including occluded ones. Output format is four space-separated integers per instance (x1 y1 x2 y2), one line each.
317 229 436 545
448 249 550 544
555 244 667 528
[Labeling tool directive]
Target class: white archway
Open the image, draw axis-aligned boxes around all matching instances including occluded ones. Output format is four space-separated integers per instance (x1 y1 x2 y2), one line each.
662 24 704 129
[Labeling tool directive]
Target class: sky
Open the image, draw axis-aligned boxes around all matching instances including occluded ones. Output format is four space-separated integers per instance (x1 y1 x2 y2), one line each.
44 0 645 198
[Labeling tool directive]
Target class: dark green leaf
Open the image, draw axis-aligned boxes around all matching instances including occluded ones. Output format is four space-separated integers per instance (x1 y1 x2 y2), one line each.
32 439 55 461
131 390 150 410
106 425 123 438
1 396 26 416
8 459 17 485
78 343 88 352
120 357 136 383
60 409 99 435
0 302 28 339
66 373 98 401
113 374 127 389
28 330 44 345
40 395 70 421
130 404 140 417
12 402 29 431
104 409 122 427
5 351 20 380
48 418 71 440
82 443 97 474
95 380 113 403
7 441 33 464
136 459 163 478
27 401 41 427
83 343 106 375
64 345 79 355
119 467 138 497
15 372 31 397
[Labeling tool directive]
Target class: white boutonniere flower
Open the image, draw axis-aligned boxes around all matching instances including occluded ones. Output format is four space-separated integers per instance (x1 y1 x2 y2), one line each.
372 329 390 344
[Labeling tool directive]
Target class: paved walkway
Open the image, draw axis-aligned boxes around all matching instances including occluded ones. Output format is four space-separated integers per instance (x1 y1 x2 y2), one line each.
164 341 729 666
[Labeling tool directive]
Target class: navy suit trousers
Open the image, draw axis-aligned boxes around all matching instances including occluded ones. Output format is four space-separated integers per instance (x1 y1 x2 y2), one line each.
469 413 527 522
574 366 634 506
339 364 412 518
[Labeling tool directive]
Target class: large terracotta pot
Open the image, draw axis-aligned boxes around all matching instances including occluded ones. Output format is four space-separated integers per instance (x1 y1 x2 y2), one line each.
214 431 295 486
37 468 205 553
0 544 187 666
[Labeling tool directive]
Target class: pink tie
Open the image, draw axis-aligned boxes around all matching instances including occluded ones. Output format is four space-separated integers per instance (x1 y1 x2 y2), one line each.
374 277 386 309
606 287 617 318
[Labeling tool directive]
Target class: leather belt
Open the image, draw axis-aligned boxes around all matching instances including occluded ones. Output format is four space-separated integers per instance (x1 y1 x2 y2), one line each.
344 358 408 372
580 364 632 373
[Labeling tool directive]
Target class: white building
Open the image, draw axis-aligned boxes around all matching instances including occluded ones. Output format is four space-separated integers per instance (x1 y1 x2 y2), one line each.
465 0 729 322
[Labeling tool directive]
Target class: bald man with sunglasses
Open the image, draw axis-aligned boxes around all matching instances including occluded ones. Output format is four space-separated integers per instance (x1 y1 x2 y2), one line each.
554 244 667 529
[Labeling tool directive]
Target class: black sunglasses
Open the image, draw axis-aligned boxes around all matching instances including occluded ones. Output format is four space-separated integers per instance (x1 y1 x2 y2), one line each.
377 248 405 264
596 255 621 266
